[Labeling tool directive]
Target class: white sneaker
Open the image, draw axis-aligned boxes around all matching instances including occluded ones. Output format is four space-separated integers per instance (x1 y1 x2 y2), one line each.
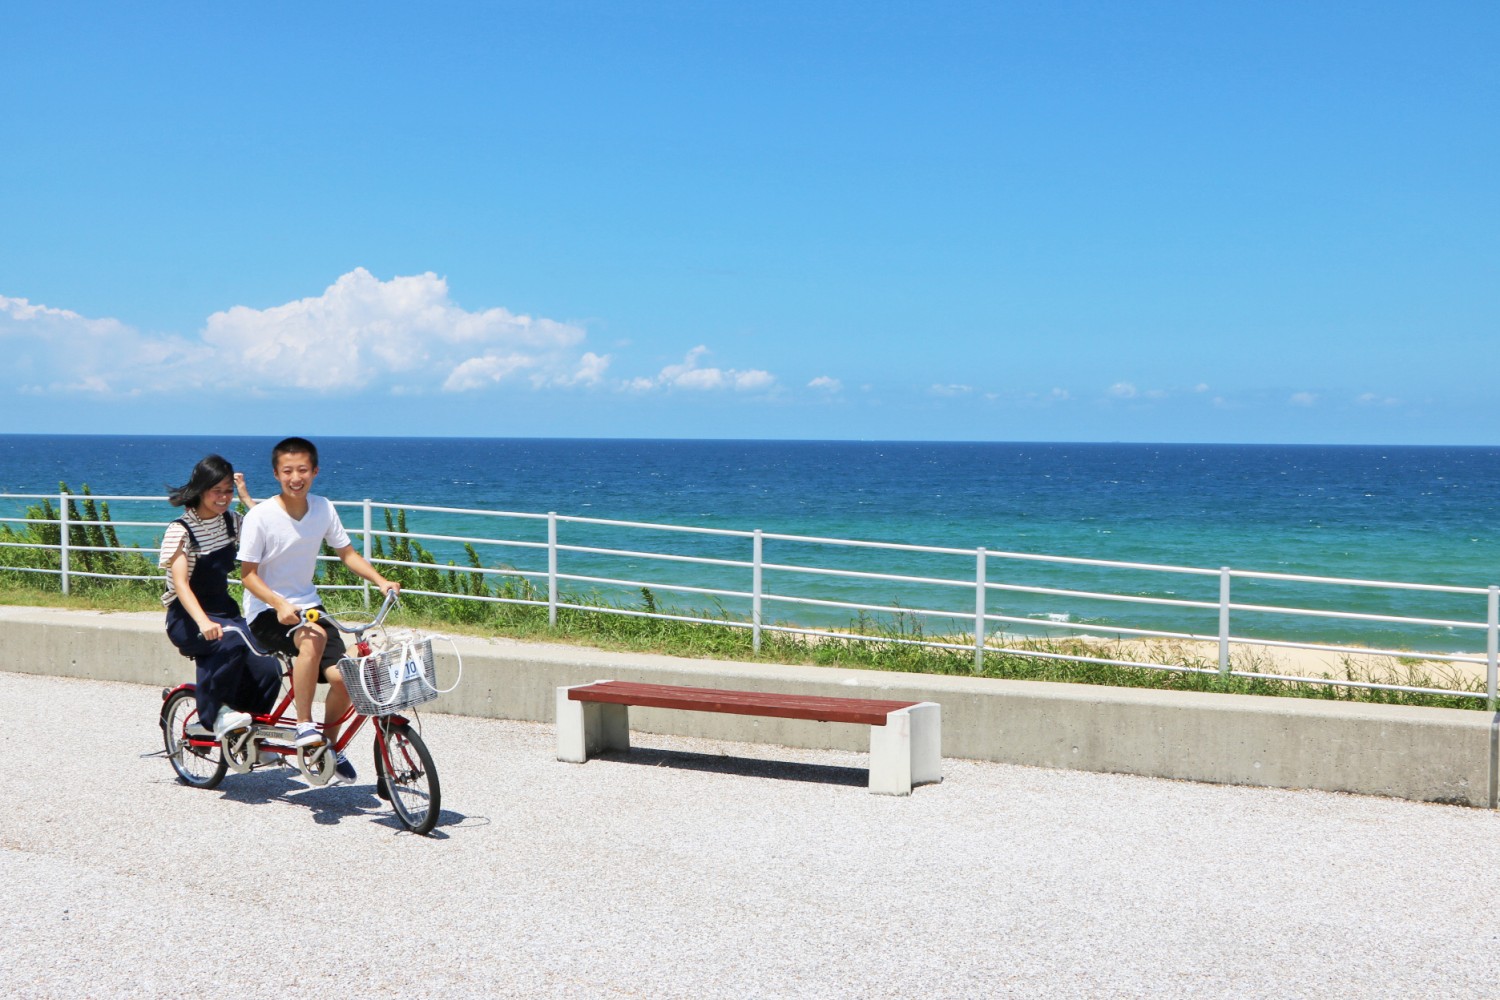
213 707 253 739
293 721 324 747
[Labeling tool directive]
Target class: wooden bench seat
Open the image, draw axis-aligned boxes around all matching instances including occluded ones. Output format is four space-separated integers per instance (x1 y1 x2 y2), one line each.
556 680 942 795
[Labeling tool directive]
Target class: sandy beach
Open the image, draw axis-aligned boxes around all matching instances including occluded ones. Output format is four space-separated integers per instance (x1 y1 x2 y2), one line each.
1021 633 1492 691
789 623 1494 694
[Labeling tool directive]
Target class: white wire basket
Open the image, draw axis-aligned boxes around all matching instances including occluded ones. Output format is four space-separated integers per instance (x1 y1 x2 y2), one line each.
341 636 440 717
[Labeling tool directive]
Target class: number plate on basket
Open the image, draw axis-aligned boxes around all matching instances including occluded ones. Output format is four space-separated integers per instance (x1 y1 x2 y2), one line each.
390 657 422 686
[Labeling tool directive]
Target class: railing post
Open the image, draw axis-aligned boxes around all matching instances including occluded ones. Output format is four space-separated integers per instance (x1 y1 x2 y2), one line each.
1487 585 1498 712
362 499 373 610
975 547 987 673
59 490 70 597
547 512 558 627
1218 567 1231 677
752 529 763 653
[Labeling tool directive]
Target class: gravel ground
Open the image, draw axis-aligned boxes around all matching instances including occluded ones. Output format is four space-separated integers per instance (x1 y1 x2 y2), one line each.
3 669 1499 999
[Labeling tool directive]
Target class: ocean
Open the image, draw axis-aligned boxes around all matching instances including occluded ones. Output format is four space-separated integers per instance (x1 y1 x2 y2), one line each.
3 435 1499 651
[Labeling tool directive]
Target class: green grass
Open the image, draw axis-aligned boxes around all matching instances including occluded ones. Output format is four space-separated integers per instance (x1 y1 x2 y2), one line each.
1 493 1489 711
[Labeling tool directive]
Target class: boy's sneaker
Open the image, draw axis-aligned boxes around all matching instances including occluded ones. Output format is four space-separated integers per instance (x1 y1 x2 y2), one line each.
294 722 324 748
213 707 253 739
333 751 357 785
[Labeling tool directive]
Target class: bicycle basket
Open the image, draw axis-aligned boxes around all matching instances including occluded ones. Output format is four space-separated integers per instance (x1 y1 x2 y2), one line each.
341 637 439 717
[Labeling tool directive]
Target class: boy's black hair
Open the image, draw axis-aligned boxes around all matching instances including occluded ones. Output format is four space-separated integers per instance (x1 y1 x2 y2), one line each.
270 436 319 470
167 454 235 509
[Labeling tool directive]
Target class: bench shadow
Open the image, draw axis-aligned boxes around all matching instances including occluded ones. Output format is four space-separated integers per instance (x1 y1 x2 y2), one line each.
595 747 868 788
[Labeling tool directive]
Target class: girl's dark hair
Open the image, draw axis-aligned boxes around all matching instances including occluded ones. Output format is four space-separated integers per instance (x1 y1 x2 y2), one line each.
168 454 235 509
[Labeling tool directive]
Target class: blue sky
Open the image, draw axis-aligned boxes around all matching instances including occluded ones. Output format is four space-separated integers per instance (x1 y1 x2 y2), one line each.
2 1 1494 444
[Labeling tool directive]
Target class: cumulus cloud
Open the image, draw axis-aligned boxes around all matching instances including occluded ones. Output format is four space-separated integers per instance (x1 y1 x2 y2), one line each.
808 375 842 392
930 383 972 397
1289 392 1318 407
1 270 612 397
203 268 602 393
626 345 776 393
734 369 775 391
1 294 209 394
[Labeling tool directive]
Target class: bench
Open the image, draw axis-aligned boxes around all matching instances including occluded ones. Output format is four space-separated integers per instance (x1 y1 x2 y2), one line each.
556 680 942 795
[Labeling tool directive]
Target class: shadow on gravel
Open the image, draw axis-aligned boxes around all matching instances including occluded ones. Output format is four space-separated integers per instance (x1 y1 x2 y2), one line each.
595 747 867 787
209 768 479 836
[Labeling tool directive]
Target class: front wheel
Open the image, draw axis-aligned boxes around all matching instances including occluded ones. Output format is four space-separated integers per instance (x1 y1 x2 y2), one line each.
375 720 440 834
161 689 227 789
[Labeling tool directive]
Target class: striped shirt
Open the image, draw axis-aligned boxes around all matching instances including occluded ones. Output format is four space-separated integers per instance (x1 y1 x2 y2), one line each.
159 510 242 608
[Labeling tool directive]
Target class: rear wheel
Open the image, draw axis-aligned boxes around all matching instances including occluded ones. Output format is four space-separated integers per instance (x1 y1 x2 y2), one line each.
377 721 440 834
161 690 227 790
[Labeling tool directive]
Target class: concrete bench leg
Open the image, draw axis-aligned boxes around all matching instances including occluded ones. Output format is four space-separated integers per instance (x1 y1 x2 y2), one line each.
868 702 942 795
556 684 631 763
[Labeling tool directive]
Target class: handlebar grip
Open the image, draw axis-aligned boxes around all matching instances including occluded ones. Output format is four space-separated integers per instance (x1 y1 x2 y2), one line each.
305 609 321 623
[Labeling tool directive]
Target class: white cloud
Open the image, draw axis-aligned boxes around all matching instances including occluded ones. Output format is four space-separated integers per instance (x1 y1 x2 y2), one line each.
531 351 612 389
734 369 774 391
1355 391 1400 407
1 270 610 397
0 294 209 394
808 375 842 392
627 345 777 393
930 383 972 397
1193 383 1210 393
203 268 595 393
1289 392 1318 407
1108 382 1169 400
442 353 538 392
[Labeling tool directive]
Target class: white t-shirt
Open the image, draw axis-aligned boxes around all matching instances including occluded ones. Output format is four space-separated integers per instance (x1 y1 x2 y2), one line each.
237 495 352 620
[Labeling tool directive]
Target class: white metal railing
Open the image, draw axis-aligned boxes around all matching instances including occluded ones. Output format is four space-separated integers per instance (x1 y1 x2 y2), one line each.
2 491 1497 706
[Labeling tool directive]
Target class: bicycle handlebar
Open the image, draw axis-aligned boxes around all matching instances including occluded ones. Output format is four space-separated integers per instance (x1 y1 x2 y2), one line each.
196 589 401 651
301 587 401 636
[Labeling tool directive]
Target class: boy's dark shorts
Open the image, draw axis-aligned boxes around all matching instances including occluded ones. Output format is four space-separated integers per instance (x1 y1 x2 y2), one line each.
249 607 347 682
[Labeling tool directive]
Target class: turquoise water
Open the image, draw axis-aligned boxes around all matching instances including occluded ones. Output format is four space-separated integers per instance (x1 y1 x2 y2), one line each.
3 436 1498 651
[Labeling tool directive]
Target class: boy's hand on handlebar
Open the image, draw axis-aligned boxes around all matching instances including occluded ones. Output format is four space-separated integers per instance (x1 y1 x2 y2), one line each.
275 600 303 627
197 620 224 642
378 579 401 597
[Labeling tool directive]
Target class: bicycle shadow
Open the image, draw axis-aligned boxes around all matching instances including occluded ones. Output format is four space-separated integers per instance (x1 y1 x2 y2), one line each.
215 766 477 837
591 746 868 788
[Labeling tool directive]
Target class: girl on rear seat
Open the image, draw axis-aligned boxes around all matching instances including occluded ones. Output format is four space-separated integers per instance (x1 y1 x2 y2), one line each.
160 454 281 738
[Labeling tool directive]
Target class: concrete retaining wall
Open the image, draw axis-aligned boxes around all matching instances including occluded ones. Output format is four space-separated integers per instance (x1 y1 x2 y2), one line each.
3 605 1494 807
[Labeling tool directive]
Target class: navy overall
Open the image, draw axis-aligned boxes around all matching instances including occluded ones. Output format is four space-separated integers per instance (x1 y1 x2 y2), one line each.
164 514 281 728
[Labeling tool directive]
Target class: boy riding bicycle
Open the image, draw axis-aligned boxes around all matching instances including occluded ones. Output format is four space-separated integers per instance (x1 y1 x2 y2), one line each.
238 437 400 783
